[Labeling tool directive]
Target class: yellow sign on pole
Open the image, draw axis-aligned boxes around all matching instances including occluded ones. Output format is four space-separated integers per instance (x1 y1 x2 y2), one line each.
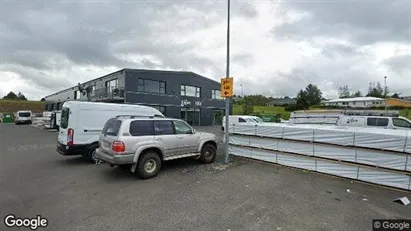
221 77 233 97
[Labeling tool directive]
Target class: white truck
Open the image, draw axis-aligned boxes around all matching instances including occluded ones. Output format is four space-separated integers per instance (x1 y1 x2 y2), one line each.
222 115 263 131
56 101 165 163
289 110 411 130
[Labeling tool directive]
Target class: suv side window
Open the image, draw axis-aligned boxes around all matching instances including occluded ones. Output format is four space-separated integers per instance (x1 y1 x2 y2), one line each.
173 120 193 134
129 120 154 136
392 118 411 128
154 121 175 135
239 118 247 123
367 117 388 127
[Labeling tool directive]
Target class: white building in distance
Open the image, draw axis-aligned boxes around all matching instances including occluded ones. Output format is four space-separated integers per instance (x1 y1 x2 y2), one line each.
323 97 385 108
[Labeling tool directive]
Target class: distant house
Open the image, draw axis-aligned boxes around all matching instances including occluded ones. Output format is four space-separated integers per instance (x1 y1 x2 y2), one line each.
323 97 385 108
401 96 411 102
267 98 296 106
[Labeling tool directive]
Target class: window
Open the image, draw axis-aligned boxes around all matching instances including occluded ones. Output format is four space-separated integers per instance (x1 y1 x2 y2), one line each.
74 90 80 100
102 118 122 136
352 102 356 105
154 121 175 135
367 117 389 127
60 107 70 129
212 89 223 99
129 120 154 136
138 79 166 94
106 79 118 94
393 118 411 128
239 118 247 123
181 85 200 97
90 85 96 96
18 112 31 117
173 120 193 134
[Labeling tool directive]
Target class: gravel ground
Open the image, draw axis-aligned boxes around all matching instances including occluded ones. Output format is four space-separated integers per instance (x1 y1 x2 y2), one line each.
1 124 411 231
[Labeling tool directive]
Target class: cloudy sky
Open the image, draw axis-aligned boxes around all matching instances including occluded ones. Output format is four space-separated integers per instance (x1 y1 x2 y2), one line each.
0 0 410 100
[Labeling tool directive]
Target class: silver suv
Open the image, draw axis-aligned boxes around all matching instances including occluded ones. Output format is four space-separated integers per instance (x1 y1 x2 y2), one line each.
95 116 218 179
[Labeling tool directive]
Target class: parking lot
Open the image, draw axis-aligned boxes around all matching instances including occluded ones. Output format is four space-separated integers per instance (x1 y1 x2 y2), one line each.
1 123 411 231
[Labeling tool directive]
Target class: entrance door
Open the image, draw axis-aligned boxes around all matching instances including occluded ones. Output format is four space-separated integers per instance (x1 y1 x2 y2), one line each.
181 108 200 126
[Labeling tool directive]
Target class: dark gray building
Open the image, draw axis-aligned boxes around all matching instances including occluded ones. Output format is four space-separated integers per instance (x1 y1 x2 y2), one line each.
44 69 229 126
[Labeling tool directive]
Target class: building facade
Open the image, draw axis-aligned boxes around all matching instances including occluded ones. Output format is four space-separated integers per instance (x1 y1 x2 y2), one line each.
323 97 385 108
44 69 228 126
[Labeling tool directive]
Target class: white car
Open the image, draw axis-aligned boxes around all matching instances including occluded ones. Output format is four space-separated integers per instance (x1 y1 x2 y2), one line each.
222 115 261 131
15 110 32 125
56 101 164 163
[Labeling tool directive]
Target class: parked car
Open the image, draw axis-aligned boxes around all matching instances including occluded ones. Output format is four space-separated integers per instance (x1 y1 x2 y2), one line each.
51 111 61 131
96 117 217 179
56 101 165 163
15 110 32 125
222 115 261 131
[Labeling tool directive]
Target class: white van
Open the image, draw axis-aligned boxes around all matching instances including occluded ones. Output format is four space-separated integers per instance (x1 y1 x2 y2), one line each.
15 110 32 125
336 115 411 130
222 115 262 131
56 101 165 163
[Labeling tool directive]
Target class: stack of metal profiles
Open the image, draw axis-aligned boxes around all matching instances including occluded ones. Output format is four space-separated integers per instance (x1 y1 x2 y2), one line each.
228 123 411 191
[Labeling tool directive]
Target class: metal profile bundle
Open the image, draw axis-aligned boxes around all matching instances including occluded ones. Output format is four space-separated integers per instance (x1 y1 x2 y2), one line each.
228 123 411 191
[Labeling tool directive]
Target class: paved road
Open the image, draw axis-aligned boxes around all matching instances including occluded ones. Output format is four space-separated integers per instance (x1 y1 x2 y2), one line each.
1 123 410 230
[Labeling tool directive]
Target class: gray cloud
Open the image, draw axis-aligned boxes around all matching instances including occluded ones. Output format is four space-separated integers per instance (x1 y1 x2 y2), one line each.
272 0 410 45
0 0 257 98
383 54 411 74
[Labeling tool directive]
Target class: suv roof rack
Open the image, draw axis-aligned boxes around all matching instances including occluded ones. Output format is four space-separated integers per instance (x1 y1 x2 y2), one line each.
115 114 165 119
343 110 399 117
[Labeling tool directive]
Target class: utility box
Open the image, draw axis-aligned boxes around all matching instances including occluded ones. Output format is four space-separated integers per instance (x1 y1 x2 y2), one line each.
2 113 15 123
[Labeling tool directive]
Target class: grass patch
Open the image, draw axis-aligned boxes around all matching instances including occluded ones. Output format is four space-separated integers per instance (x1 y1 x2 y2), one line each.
233 105 291 119
400 109 411 120
0 100 45 114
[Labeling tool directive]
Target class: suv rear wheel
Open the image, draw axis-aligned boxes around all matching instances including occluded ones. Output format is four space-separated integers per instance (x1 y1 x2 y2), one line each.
137 152 162 179
200 143 217 164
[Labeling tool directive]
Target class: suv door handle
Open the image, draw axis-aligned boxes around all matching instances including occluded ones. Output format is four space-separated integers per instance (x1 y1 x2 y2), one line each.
155 138 162 141
177 136 183 139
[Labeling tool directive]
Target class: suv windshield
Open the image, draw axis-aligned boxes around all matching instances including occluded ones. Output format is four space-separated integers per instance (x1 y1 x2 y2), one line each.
102 118 122 136
392 118 411 128
60 108 69 129
18 112 31 117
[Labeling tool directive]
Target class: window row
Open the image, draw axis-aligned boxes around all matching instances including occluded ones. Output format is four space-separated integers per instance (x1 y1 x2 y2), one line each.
103 119 194 137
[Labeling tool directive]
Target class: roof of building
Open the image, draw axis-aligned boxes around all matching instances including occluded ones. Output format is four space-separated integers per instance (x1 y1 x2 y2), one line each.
44 68 219 98
325 97 385 103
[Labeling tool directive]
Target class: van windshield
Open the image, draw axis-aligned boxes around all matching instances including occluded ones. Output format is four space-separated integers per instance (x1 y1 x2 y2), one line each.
60 108 70 129
102 118 122 136
18 112 31 117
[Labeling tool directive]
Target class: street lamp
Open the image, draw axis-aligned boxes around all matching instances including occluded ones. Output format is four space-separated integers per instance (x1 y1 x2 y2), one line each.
223 0 231 164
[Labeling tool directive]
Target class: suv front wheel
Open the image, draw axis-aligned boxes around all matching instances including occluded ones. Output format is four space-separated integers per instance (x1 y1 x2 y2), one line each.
137 152 162 179
200 143 217 164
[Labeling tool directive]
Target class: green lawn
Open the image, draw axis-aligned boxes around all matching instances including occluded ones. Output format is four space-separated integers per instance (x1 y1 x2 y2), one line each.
0 99 45 113
233 105 291 119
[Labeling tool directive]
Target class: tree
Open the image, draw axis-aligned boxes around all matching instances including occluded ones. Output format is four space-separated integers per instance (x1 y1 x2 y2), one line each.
3 91 18 100
338 85 351 98
17 92 27 101
366 81 384 98
304 84 323 106
391 93 400 98
242 101 254 115
40 98 46 101
295 90 309 110
352 91 362 97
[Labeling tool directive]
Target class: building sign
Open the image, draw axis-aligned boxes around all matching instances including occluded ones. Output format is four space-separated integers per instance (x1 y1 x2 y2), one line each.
181 99 202 107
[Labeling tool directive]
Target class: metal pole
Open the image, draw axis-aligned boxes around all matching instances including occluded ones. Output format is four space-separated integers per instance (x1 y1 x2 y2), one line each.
224 0 231 164
241 84 243 97
384 76 387 111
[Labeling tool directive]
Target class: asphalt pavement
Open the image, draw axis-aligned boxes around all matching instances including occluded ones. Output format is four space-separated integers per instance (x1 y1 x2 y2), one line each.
1 123 410 231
